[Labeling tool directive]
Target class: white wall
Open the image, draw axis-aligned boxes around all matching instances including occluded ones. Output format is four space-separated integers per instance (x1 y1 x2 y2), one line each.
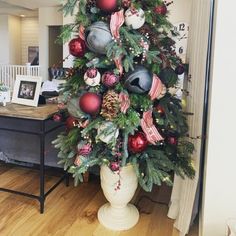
8 16 21 64
201 0 236 235
0 15 10 64
39 6 62 80
168 0 192 23
0 15 21 64
63 7 77 68
21 17 39 64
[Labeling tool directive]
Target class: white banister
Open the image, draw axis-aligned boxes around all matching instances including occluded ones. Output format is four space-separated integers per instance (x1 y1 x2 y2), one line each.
0 64 41 91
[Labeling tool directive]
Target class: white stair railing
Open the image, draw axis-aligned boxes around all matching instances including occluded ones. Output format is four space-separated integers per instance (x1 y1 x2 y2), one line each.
0 63 41 91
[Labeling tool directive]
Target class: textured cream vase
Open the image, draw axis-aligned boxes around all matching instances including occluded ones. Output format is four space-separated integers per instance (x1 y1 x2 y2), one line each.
98 164 139 231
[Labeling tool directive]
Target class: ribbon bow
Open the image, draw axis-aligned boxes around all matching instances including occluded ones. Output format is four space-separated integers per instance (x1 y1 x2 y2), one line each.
110 9 124 39
78 25 85 41
149 74 164 100
119 92 130 114
141 110 164 145
110 10 125 75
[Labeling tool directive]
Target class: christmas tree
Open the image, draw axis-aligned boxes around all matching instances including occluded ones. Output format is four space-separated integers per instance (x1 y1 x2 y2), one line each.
53 0 195 192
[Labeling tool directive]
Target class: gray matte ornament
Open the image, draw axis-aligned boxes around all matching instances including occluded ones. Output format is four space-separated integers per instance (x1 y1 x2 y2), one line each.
85 21 112 55
124 66 153 94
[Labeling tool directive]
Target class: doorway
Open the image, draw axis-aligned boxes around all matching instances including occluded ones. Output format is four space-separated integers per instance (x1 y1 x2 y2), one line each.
48 26 63 67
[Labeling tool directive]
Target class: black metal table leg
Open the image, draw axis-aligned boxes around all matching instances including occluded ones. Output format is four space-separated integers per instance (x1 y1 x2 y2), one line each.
39 120 45 214
0 115 67 213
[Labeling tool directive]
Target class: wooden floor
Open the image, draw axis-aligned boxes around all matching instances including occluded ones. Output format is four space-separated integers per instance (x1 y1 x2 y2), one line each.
0 164 198 236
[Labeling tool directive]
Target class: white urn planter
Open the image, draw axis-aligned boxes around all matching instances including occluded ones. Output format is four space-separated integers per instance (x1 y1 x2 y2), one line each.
98 164 139 231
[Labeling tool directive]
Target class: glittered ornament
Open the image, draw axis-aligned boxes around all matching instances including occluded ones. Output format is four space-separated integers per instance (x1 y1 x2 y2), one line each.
102 71 119 88
175 65 185 75
79 92 102 115
53 113 62 122
66 116 78 130
85 21 112 54
110 161 120 171
84 68 101 86
124 66 153 94
167 136 178 145
154 5 167 15
77 143 92 156
96 0 117 12
125 8 145 30
128 132 148 153
69 38 86 57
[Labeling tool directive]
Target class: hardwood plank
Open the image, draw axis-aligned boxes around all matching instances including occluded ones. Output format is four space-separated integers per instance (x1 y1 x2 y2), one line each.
0 166 198 236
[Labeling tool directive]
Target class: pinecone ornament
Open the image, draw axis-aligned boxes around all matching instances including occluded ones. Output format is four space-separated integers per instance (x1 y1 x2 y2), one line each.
101 90 120 120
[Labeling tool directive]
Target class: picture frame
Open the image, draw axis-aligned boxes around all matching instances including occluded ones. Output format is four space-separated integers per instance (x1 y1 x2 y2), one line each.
12 75 42 107
28 46 39 65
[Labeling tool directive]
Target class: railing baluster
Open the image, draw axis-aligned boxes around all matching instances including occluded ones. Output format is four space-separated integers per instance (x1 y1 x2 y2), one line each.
0 64 40 91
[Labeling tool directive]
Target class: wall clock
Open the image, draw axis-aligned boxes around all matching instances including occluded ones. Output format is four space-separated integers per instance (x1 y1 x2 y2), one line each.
172 22 189 62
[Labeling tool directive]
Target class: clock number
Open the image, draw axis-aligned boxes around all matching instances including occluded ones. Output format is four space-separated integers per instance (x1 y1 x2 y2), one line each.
179 47 184 54
179 23 185 31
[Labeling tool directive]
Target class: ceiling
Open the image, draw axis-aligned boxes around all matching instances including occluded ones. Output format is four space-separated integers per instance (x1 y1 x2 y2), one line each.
0 0 60 17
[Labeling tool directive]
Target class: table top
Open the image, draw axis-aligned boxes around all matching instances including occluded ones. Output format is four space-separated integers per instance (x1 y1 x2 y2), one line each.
0 103 58 120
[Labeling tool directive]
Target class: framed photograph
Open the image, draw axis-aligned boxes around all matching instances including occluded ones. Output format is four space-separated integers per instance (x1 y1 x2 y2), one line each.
28 46 39 65
12 75 42 107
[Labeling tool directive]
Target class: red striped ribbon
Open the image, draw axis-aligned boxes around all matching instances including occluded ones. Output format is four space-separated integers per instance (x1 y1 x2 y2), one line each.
119 92 130 114
141 110 164 144
110 9 124 39
79 25 85 41
149 74 164 100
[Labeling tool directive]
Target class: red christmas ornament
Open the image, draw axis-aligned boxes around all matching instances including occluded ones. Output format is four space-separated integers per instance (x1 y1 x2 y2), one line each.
154 5 167 15
53 113 62 122
128 132 149 153
156 105 165 116
79 92 102 115
175 65 185 75
96 0 117 12
167 136 178 145
66 116 78 130
110 161 120 171
102 71 120 88
69 38 86 58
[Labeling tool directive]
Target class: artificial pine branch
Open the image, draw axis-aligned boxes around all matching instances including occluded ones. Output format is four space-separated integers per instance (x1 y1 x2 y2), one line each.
53 0 195 190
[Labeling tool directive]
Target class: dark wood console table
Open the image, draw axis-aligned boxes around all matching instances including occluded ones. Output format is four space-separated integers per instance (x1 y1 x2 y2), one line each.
0 103 68 213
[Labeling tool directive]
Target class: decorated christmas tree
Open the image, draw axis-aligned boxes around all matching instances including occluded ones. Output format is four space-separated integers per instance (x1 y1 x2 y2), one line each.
53 0 195 192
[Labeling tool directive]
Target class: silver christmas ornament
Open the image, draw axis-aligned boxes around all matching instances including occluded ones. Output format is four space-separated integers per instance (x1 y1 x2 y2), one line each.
85 21 112 55
125 8 145 29
124 66 153 94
